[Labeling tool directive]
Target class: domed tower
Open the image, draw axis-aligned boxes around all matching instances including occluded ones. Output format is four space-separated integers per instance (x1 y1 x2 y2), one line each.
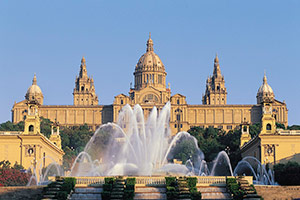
25 74 44 105
202 54 227 105
133 33 167 91
73 57 99 105
256 73 274 104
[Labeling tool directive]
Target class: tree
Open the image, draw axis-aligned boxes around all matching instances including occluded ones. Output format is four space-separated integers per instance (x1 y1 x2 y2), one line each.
249 123 261 138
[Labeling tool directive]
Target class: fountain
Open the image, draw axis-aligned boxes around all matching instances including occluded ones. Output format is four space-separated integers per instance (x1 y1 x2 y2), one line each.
69 102 233 177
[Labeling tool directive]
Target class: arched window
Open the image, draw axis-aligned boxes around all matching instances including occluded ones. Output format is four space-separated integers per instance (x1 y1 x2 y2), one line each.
121 100 124 105
29 125 34 132
81 86 84 91
266 123 271 131
243 126 247 132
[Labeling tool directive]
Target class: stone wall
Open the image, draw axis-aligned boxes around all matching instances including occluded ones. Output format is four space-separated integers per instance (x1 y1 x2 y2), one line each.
255 185 300 200
0 186 45 200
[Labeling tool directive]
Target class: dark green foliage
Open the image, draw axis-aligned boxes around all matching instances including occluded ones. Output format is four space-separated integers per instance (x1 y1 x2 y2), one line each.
276 122 285 130
40 117 53 138
288 125 300 130
188 126 242 168
186 177 197 189
57 191 68 200
226 178 245 200
274 161 300 185
103 183 113 191
165 177 178 200
165 177 177 187
187 177 201 200
249 123 261 138
0 120 24 131
105 177 115 184
101 191 111 200
124 177 135 200
102 177 114 200
170 139 198 163
126 177 136 185
61 177 76 194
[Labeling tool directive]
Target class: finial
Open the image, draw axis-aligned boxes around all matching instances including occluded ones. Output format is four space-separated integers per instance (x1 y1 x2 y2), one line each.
263 71 267 84
146 33 154 52
81 56 86 64
32 73 37 85
214 53 219 63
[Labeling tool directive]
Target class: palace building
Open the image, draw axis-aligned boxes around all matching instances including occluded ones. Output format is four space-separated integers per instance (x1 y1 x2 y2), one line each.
1 100 64 172
12 35 288 134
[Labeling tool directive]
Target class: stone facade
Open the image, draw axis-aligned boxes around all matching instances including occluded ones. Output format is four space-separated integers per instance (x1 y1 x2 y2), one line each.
240 102 300 165
1 100 64 175
12 35 288 134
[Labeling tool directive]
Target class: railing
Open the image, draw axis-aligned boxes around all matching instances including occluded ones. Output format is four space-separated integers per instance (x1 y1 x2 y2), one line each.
51 176 252 186
135 177 166 186
75 177 105 186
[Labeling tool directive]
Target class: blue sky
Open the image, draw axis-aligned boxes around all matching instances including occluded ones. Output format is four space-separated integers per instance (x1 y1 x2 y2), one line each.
0 1 299 125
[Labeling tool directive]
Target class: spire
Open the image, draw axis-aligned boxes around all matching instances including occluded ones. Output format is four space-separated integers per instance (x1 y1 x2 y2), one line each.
79 56 87 78
81 56 86 65
146 32 154 52
213 54 222 78
214 53 219 63
263 71 267 84
32 74 37 85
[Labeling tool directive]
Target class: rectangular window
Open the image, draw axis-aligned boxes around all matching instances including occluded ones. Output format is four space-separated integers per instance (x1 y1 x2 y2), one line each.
227 125 232 130
218 125 223 129
158 75 162 84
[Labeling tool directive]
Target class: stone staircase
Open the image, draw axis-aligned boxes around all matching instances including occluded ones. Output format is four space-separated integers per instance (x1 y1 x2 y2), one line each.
237 177 261 199
198 186 232 200
41 179 63 200
177 177 191 199
134 186 166 200
111 177 125 199
70 187 102 200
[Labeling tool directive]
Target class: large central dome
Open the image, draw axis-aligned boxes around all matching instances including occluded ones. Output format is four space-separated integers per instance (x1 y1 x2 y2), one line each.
134 34 167 90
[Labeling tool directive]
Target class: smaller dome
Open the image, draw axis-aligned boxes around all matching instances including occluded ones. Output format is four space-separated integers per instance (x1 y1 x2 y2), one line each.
257 74 274 94
25 74 43 103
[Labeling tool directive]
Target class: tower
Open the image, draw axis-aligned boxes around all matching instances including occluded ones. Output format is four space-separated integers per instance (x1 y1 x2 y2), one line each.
73 57 99 105
256 73 274 104
240 119 251 148
49 121 62 149
260 102 276 135
133 33 167 91
202 54 227 105
23 100 41 135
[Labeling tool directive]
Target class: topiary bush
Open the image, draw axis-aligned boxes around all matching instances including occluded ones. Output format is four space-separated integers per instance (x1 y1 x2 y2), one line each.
124 177 136 200
274 161 300 185
102 177 115 200
187 177 201 200
226 178 244 200
165 177 178 200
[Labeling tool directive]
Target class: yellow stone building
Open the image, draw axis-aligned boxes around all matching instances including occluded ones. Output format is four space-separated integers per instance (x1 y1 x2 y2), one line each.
12 35 288 135
240 102 300 166
0 100 64 170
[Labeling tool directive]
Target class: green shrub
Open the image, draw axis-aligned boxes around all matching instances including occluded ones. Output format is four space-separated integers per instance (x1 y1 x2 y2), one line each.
104 177 115 185
126 178 136 185
124 190 134 199
166 186 176 192
165 177 177 187
61 177 76 193
57 191 68 200
187 177 197 188
166 191 178 200
274 161 300 185
101 191 111 200
191 190 201 200
103 183 113 191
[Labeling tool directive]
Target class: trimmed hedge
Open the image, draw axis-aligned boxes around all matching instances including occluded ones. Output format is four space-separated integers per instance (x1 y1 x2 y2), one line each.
165 177 178 200
124 177 136 200
187 177 201 200
274 161 300 185
226 178 244 200
102 177 115 200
